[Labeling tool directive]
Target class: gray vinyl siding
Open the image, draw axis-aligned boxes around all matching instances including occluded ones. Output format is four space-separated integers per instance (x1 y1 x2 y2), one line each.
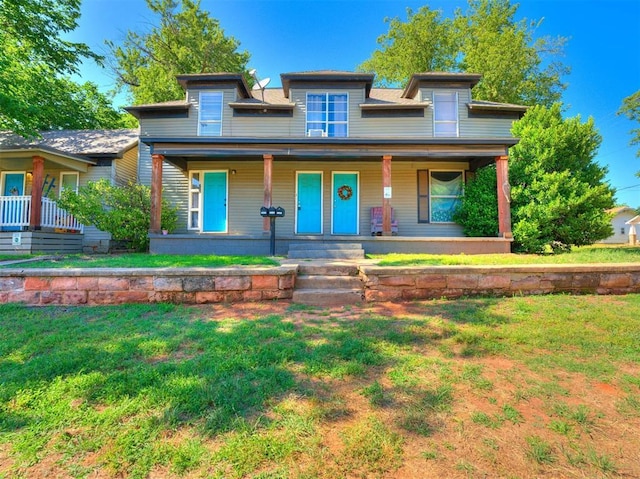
159 159 466 237
138 85 516 140
114 146 138 186
79 166 112 249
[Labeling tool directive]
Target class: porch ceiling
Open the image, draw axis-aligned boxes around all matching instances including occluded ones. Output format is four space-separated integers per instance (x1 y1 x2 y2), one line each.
145 137 516 164
0 147 95 172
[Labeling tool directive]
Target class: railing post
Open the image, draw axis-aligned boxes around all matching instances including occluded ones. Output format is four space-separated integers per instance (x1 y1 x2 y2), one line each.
30 156 45 230
150 154 164 234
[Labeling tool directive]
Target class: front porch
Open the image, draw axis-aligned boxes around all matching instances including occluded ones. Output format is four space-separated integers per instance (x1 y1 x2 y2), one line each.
149 233 512 256
0 195 83 254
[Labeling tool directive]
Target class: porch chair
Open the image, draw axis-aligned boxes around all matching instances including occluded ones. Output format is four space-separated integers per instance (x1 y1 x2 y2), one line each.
370 206 398 235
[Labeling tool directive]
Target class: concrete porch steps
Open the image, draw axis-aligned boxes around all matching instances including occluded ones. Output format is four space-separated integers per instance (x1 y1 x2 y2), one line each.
287 242 365 259
292 263 364 306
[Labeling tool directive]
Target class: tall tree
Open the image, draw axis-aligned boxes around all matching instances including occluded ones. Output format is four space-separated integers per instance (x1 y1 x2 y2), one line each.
359 0 568 106
107 0 250 104
618 90 640 159
512 105 612 252
456 104 614 253
0 0 127 136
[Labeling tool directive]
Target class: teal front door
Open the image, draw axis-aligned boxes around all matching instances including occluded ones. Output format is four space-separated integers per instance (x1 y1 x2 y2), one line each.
332 172 358 235
296 172 322 234
202 171 227 232
2 173 25 231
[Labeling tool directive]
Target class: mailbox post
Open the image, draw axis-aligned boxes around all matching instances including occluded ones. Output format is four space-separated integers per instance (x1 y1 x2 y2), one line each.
260 206 285 256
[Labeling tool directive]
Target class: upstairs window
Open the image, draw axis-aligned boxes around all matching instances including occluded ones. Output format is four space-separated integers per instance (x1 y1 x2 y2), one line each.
433 92 458 137
306 93 348 137
198 92 223 136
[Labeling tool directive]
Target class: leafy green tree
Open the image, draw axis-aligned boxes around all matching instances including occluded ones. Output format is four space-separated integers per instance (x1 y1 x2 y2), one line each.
57 180 178 252
509 104 614 252
360 0 568 106
618 90 640 158
0 0 128 136
455 104 614 253
107 0 250 104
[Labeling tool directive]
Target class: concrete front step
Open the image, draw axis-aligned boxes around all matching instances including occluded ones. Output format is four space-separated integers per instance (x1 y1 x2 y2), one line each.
288 249 365 259
287 242 365 259
297 264 360 276
292 288 364 306
288 242 363 250
296 274 363 290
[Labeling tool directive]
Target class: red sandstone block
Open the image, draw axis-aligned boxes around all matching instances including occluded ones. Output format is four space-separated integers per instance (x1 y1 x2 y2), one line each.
0 292 8 302
222 291 245 303
195 291 225 303
130 276 154 291
415 275 447 289
215 276 250 291
543 273 573 290
40 291 63 305
51 277 77 291
77 277 99 290
364 289 402 301
153 276 183 292
8 291 40 304
252 275 278 290
447 274 479 289
510 275 541 291
441 288 464 298
0 277 24 292
402 289 432 300
98 277 130 291
62 291 88 305
24 277 49 291
477 275 510 290
600 274 631 288
243 290 264 301
572 274 599 290
278 275 295 290
379 275 415 287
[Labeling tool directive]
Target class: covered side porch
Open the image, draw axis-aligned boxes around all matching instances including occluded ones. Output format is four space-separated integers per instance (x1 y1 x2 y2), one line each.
0 148 87 254
144 137 515 256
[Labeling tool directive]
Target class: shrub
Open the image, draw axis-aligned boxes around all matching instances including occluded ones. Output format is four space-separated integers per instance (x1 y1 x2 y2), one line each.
453 165 498 237
57 179 178 252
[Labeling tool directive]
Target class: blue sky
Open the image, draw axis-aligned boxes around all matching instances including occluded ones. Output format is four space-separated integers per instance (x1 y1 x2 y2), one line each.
69 0 640 207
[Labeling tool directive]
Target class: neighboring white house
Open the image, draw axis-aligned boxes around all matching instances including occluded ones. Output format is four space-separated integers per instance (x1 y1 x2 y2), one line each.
600 206 637 244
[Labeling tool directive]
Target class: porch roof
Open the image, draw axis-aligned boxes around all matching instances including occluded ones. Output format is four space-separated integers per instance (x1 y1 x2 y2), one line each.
143 136 517 169
0 146 95 172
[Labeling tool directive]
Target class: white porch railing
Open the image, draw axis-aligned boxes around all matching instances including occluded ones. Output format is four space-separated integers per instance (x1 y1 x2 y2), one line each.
0 196 83 233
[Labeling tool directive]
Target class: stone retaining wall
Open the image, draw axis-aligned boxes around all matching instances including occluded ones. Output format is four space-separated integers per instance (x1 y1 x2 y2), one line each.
0 266 297 305
359 264 640 301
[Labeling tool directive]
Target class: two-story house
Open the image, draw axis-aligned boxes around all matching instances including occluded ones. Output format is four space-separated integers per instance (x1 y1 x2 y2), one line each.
126 71 526 256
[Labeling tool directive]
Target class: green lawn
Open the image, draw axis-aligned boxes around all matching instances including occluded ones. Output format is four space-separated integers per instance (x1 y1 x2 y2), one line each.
1 245 639 269
1 295 638 478
373 245 640 266
0 254 280 269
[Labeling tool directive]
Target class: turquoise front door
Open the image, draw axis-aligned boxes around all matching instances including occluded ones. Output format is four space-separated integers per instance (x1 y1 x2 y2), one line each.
2 173 25 231
202 171 227 233
296 172 322 234
332 173 358 234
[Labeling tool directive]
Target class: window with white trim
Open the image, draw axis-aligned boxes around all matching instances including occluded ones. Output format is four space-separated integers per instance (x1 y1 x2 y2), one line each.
198 92 223 136
306 93 348 137
433 91 459 137
418 170 464 223
188 171 201 230
59 172 79 196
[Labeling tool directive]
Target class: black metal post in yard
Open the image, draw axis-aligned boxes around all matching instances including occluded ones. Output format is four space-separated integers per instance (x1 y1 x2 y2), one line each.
270 216 276 256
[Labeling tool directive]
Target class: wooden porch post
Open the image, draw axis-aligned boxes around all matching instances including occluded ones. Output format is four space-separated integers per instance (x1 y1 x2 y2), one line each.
263 154 273 232
382 155 392 236
495 155 512 238
29 155 45 230
150 154 164 234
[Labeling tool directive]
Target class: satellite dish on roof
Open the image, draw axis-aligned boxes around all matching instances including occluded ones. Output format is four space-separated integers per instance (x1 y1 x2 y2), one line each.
252 77 271 90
